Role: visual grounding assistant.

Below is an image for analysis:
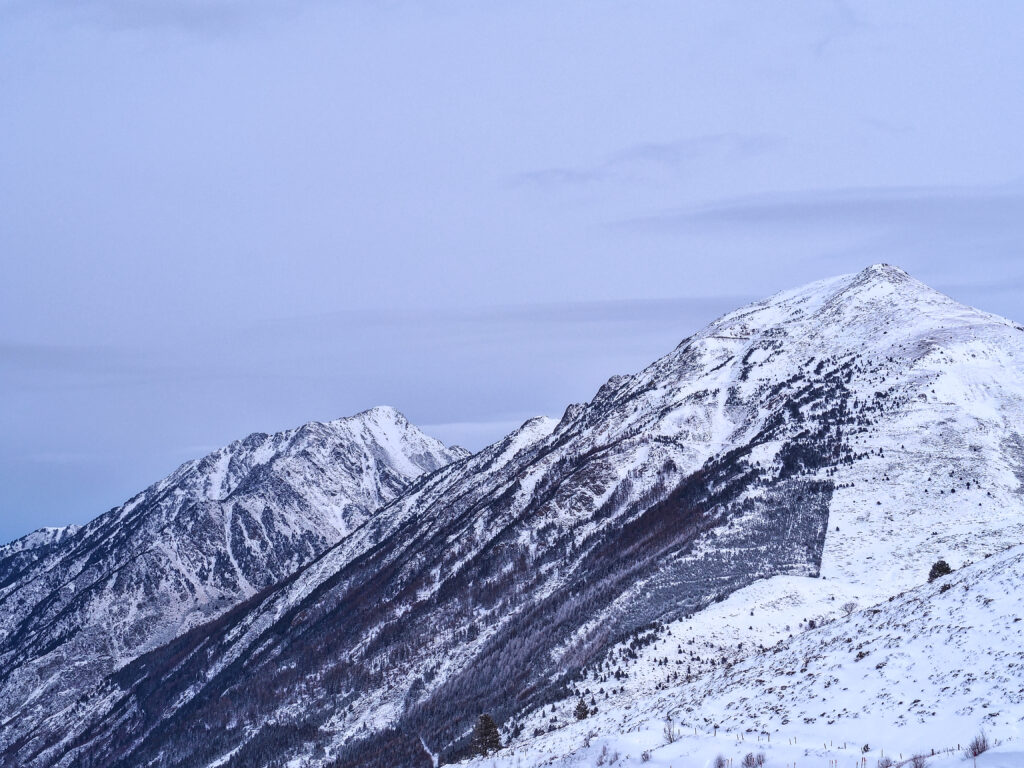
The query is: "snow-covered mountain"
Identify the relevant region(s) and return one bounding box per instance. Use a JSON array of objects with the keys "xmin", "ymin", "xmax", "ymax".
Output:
[
  {"xmin": 6, "ymin": 264, "xmax": 1024, "ymax": 768},
  {"xmin": 0, "ymin": 406, "xmax": 465, "ymax": 764}
]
